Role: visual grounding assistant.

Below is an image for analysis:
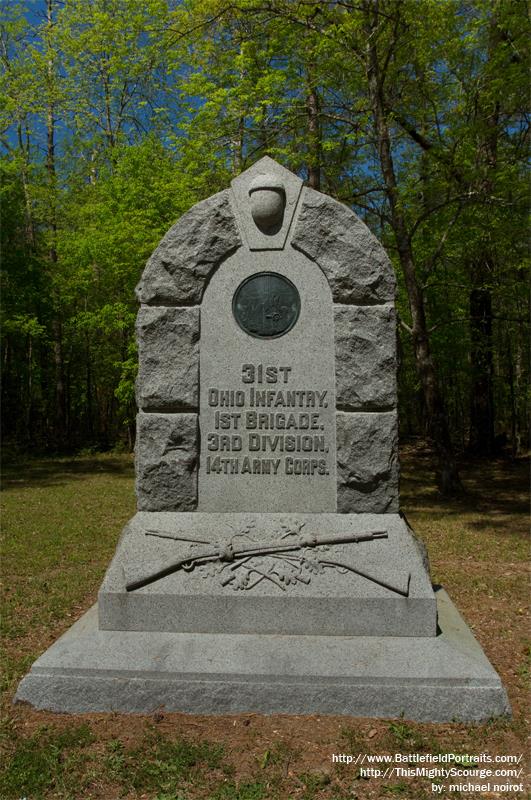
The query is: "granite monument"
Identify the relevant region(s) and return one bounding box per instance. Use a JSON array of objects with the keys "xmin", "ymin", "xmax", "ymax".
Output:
[{"xmin": 16, "ymin": 157, "xmax": 509, "ymax": 721}]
